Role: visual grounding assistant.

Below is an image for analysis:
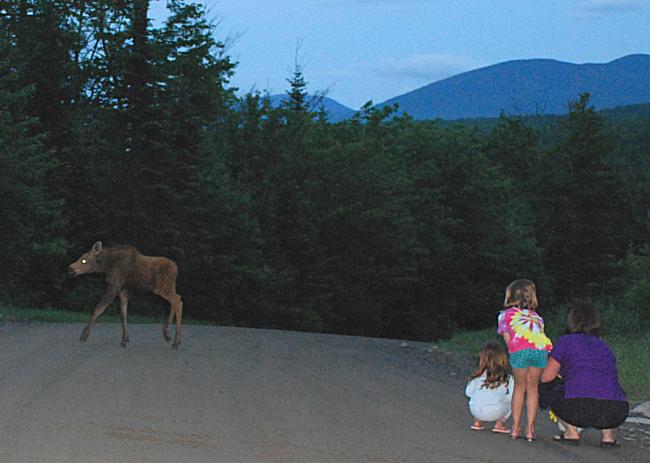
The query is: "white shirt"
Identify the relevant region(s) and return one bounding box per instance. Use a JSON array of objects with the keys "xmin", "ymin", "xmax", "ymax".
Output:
[{"xmin": 465, "ymin": 373, "xmax": 513, "ymax": 409}]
